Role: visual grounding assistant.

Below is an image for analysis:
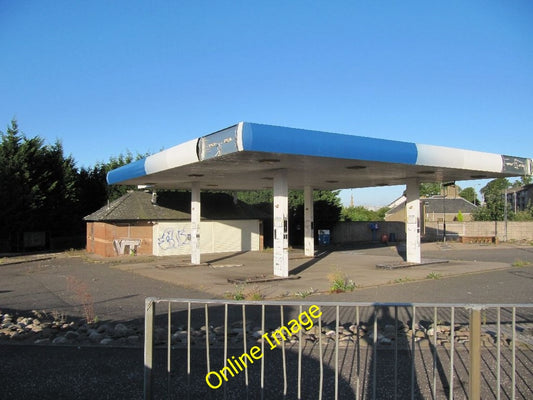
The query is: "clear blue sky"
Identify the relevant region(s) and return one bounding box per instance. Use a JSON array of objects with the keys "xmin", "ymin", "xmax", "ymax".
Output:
[{"xmin": 1, "ymin": 1, "xmax": 532, "ymax": 206}]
